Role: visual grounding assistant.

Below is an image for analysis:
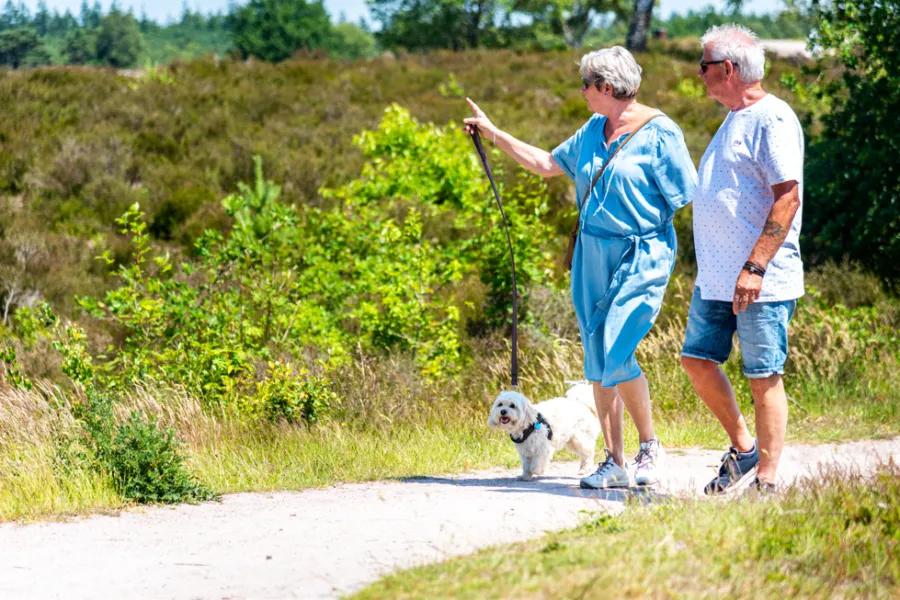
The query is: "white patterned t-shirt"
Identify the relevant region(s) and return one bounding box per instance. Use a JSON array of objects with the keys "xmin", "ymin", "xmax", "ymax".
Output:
[{"xmin": 693, "ymin": 93, "xmax": 805, "ymax": 302}]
